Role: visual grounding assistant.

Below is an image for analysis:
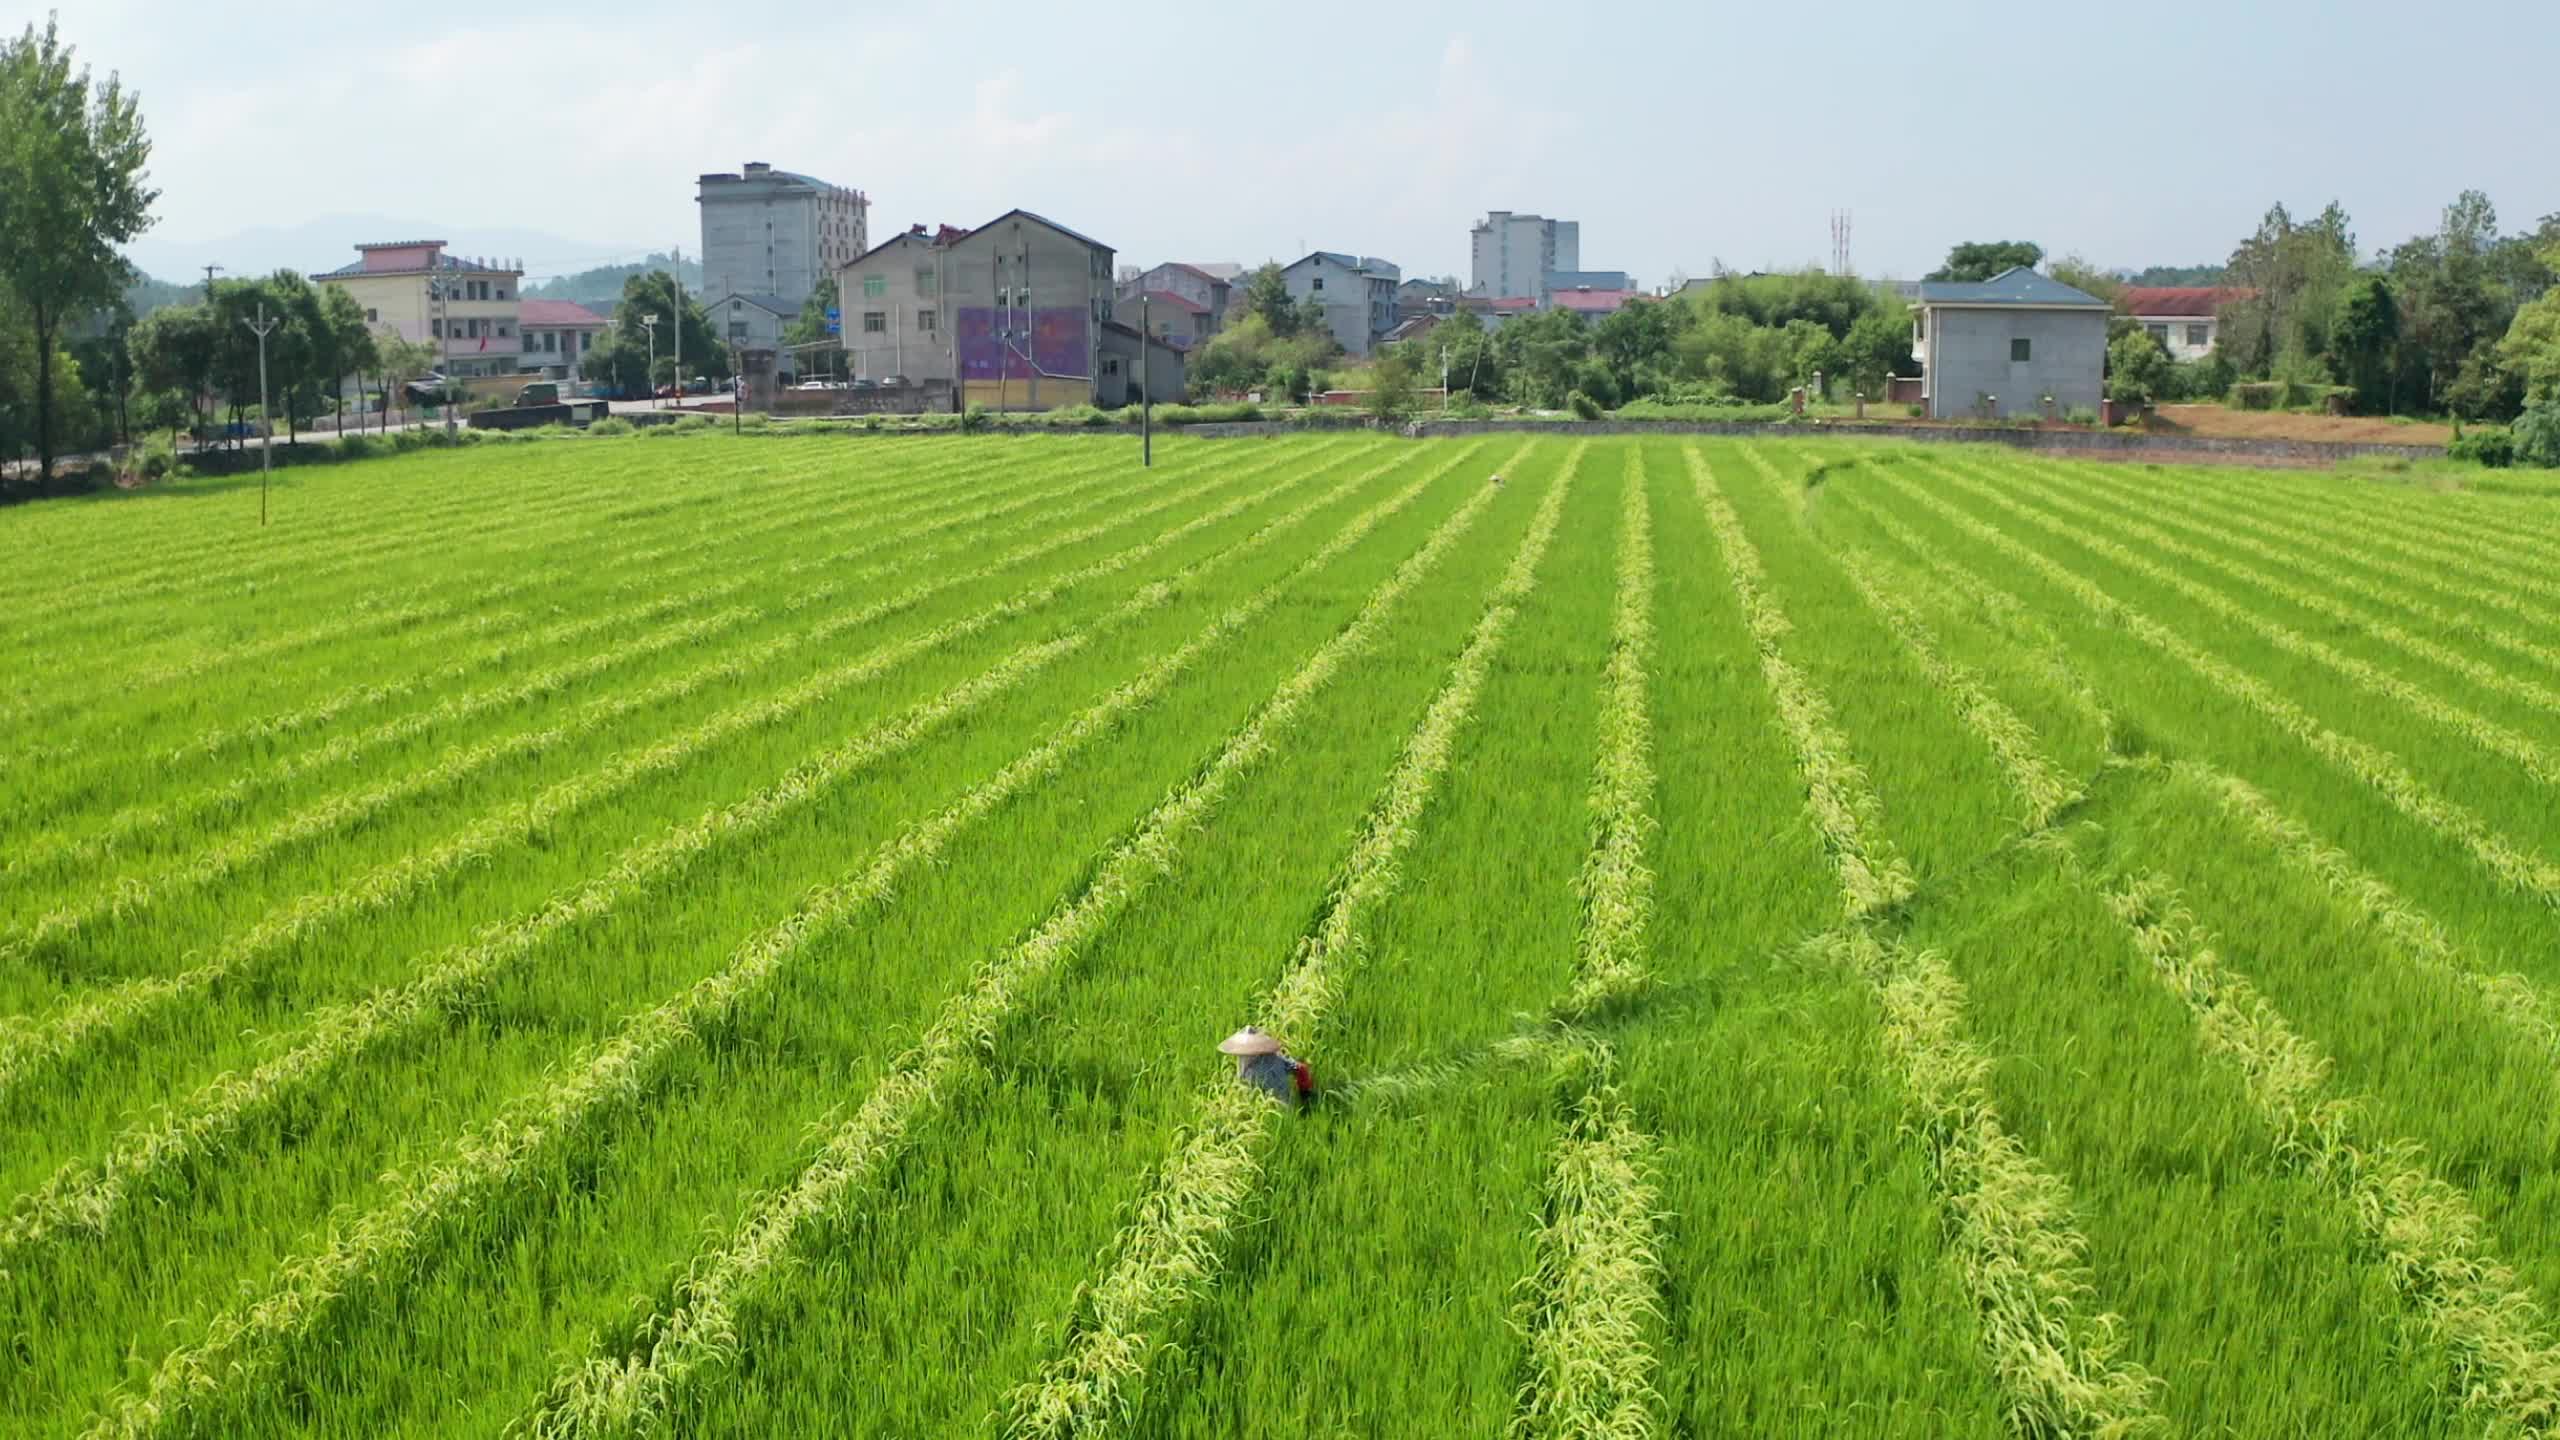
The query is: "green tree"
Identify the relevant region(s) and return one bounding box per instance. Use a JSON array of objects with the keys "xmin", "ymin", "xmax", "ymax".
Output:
[
  {"xmin": 1926, "ymin": 241, "xmax": 2044, "ymax": 283},
  {"xmin": 1242, "ymin": 263, "xmax": 1300, "ymax": 338},
  {"xmin": 318, "ymin": 284, "xmax": 378, "ymax": 426},
  {"xmin": 125, "ymin": 300, "xmax": 218, "ymax": 441},
  {"xmin": 2330, "ymin": 273, "xmax": 2399, "ymax": 414},
  {"xmin": 2106, "ymin": 326, "xmax": 2173, "ymax": 404},
  {"xmin": 2221, "ymin": 201, "xmax": 2357, "ymax": 380},
  {"xmin": 1366, "ymin": 344, "xmax": 1420, "ymax": 422},
  {"xmin": 0, "ymin": 16, "xmax": 156, "ymax": 481},
  {"xmin": 785, "ymin": 275, "xmax": 842, "ymax": 378},
  {"xmin": 587, "ymin": 270, "xmax": 729, "ymax": 396}
]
